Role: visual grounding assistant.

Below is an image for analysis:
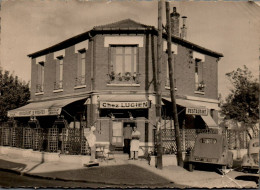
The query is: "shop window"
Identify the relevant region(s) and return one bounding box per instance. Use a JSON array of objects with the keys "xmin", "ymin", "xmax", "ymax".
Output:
[
  {"xmin": 75, "ymin": 49, "xmax": 86, "ymax": 87},
  {"xmin": 195, "ymin": 59, "xmax": 205, "ymax": 92},
  {"xmin": 108, "ymin": 45, "xmax": 139, "ymax": 84},
  {"xmin": 36, "ymin": 61, "xmax": 44, "ymax": 93},
  {"xmin": 54, "ymin": 56, "xmax": 63, "ymax": 90}
]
